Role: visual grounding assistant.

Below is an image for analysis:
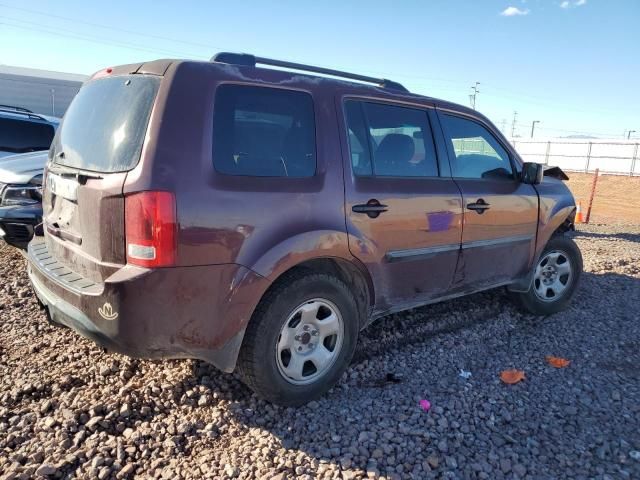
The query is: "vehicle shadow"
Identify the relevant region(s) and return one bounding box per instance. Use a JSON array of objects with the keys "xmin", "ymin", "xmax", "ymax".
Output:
[
  {"xmin": 571, "ymin": 230, "xmax": 640, "ymax": 243},
  {"xmin": 179, "ymin": 269, "xmax": 640, "ymax": 477}
]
